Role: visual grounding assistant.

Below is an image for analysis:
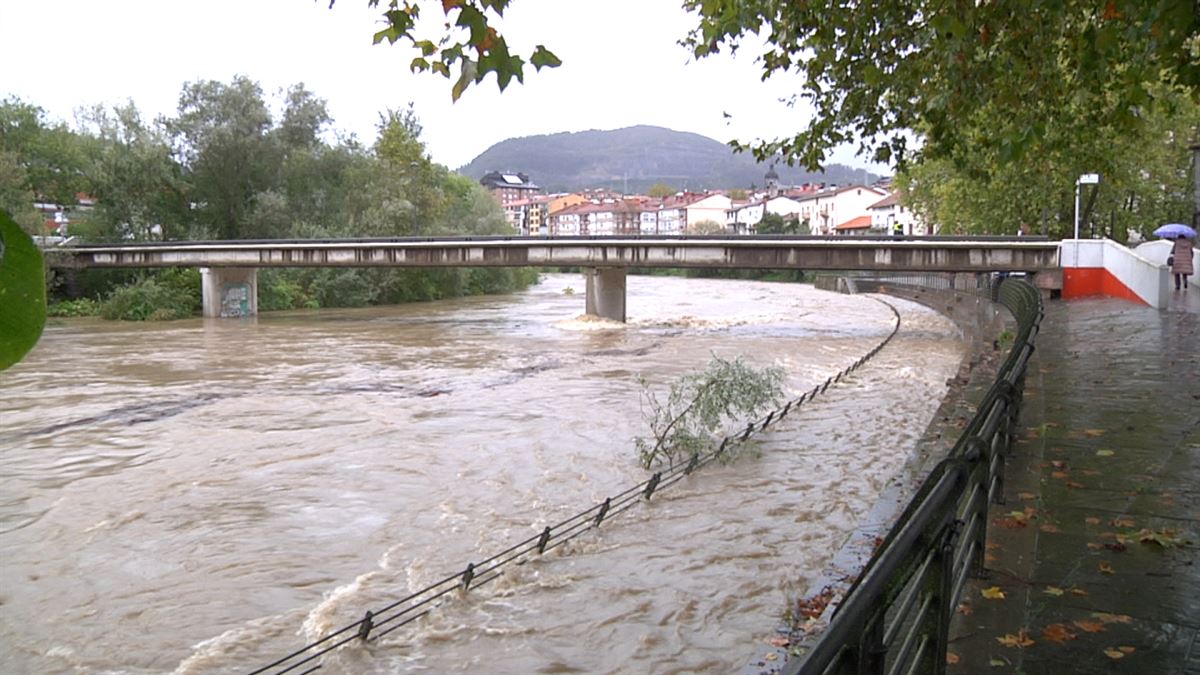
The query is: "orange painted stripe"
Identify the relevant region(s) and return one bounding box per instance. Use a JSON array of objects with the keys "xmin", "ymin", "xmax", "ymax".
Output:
[{"xmin": 1062, "ymin": 267, "xmax": 1147, "ymax": 305}]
